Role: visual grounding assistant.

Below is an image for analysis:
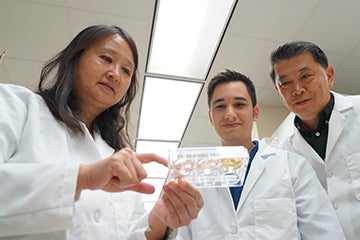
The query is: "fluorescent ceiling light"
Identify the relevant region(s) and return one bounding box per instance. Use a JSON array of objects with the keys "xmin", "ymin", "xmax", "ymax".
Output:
[
  {"xmin": 136, "ymin": 0, "xmax": 237, "ymax": 211},
  {"xmin": 147, "ymin": 0, "xmax": 236, "ymax": 79},
  {"xmin": 137, "ymin": 77, "xmax": 202, "ymax": 141}
]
